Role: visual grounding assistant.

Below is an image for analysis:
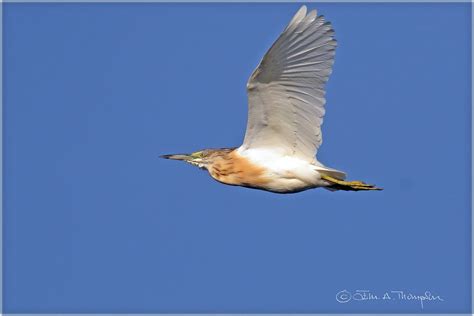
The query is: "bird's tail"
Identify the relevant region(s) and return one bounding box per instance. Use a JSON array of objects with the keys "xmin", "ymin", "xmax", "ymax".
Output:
[{"xmin": 321, "ymin": 174, "xmax": 382, "ymax": 191}]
